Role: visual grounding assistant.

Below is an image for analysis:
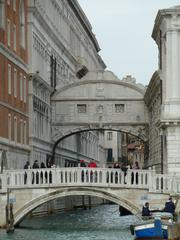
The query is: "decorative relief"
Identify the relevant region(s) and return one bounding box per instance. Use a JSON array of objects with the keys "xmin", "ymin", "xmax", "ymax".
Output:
[
  {"xmin": 96, "ymin": 83, "xmax": 104, "ymax": 97},
  {"xmin": 52, "ymin": 127, "xmax": 64, "ymax": 141},
  {"xmin": 96, "ymin": 105, "xmax": 103, "ymax": 114}
]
